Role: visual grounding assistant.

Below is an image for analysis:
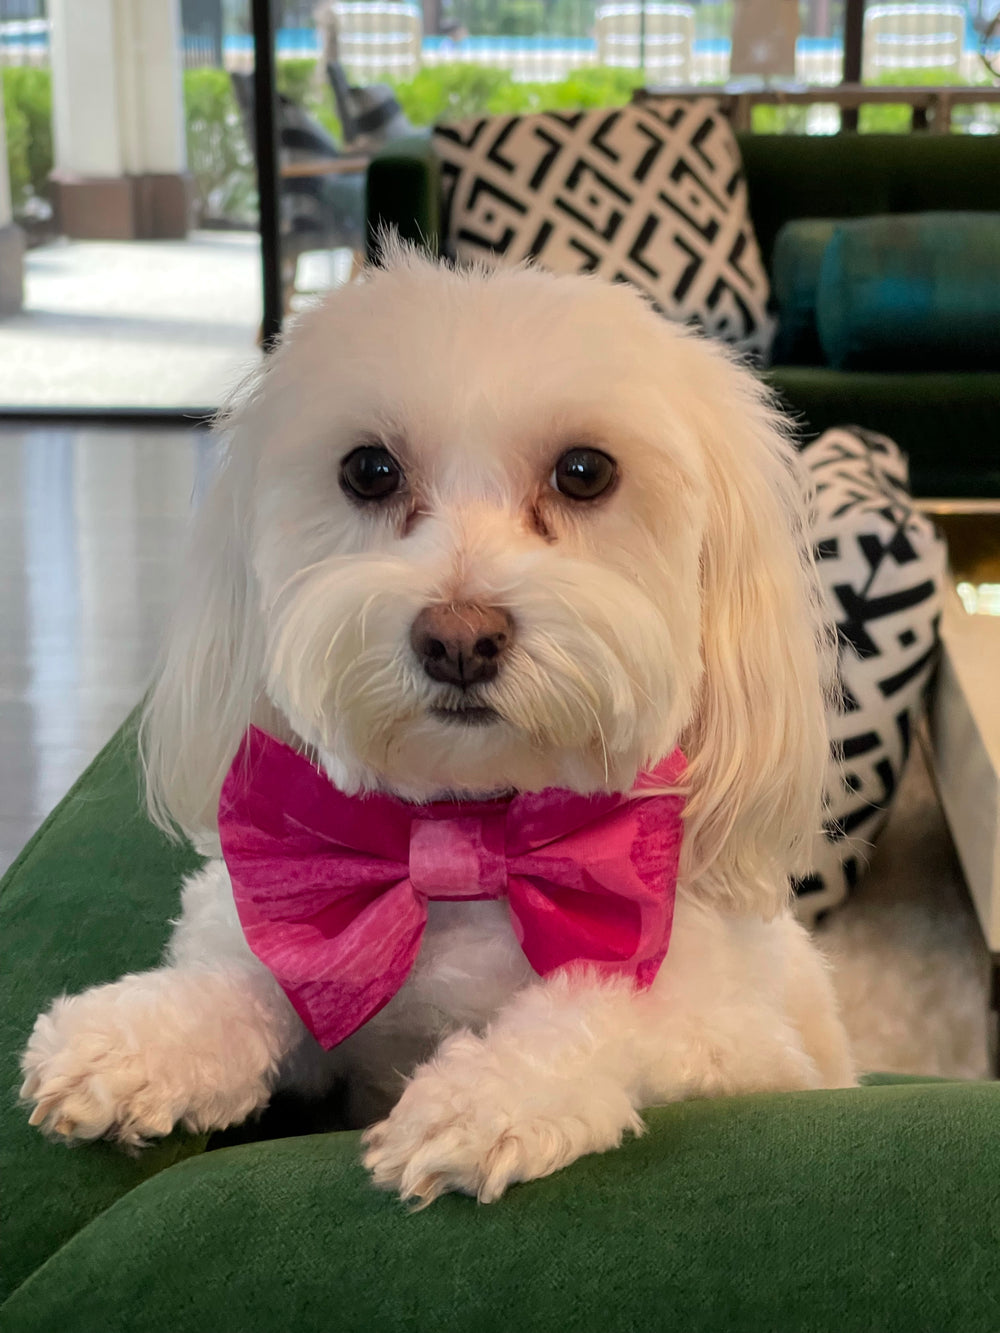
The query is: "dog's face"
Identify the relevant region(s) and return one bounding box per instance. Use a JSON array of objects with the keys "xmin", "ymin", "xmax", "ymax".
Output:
[
  {"xmin": 145, "ymin": 251, "xmax": 829, "ymax": 912},
  {"xmin": 252, "ymin": 261, "xmax": 708, "ymax": 800}
]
